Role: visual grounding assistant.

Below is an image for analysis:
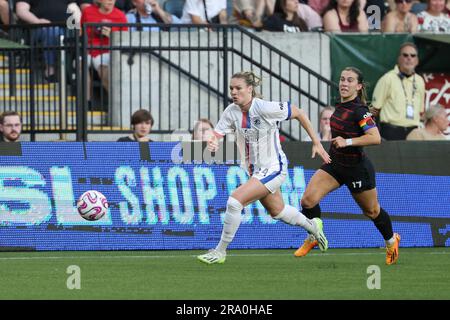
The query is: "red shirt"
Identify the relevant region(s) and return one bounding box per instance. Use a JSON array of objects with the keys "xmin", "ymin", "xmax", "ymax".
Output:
[{"xmin": 81, "ymin": 5, "xmax": 128, "ymax": 57}]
